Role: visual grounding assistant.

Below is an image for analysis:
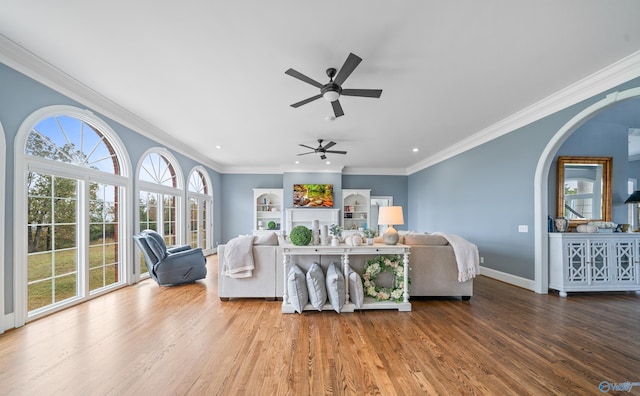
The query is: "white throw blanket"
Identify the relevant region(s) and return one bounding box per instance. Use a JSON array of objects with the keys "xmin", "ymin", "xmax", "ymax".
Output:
[
  {"xmin": 432, "ymin": 232, "xmax": 480, "ymax": 282},
  {"xmin": 223, "ymin": 235, "xmax": 255, "ymax": 278}
]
